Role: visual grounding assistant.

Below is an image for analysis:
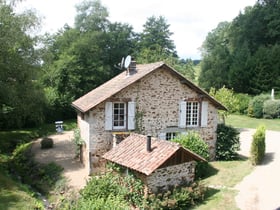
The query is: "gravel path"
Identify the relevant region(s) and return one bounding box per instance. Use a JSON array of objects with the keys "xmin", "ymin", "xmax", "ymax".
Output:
[
  {"xmin": 235, "ymin": 129, "xmax": 280, "ymax": 210},
  {"xmin": 31, "ymin": 131, "xmax": 89, "ymax": 190}
]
